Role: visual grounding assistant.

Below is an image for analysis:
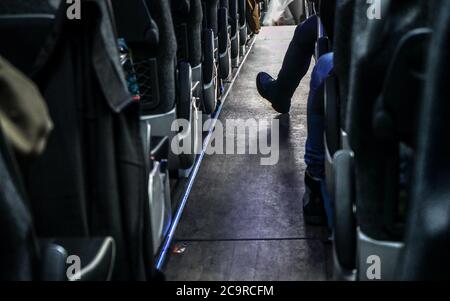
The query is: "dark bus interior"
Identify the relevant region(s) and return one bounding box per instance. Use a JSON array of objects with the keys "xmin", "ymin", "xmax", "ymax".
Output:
[{"xmin": 0, "ymin": 0, "xmax": 448, "ymax": 282}]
